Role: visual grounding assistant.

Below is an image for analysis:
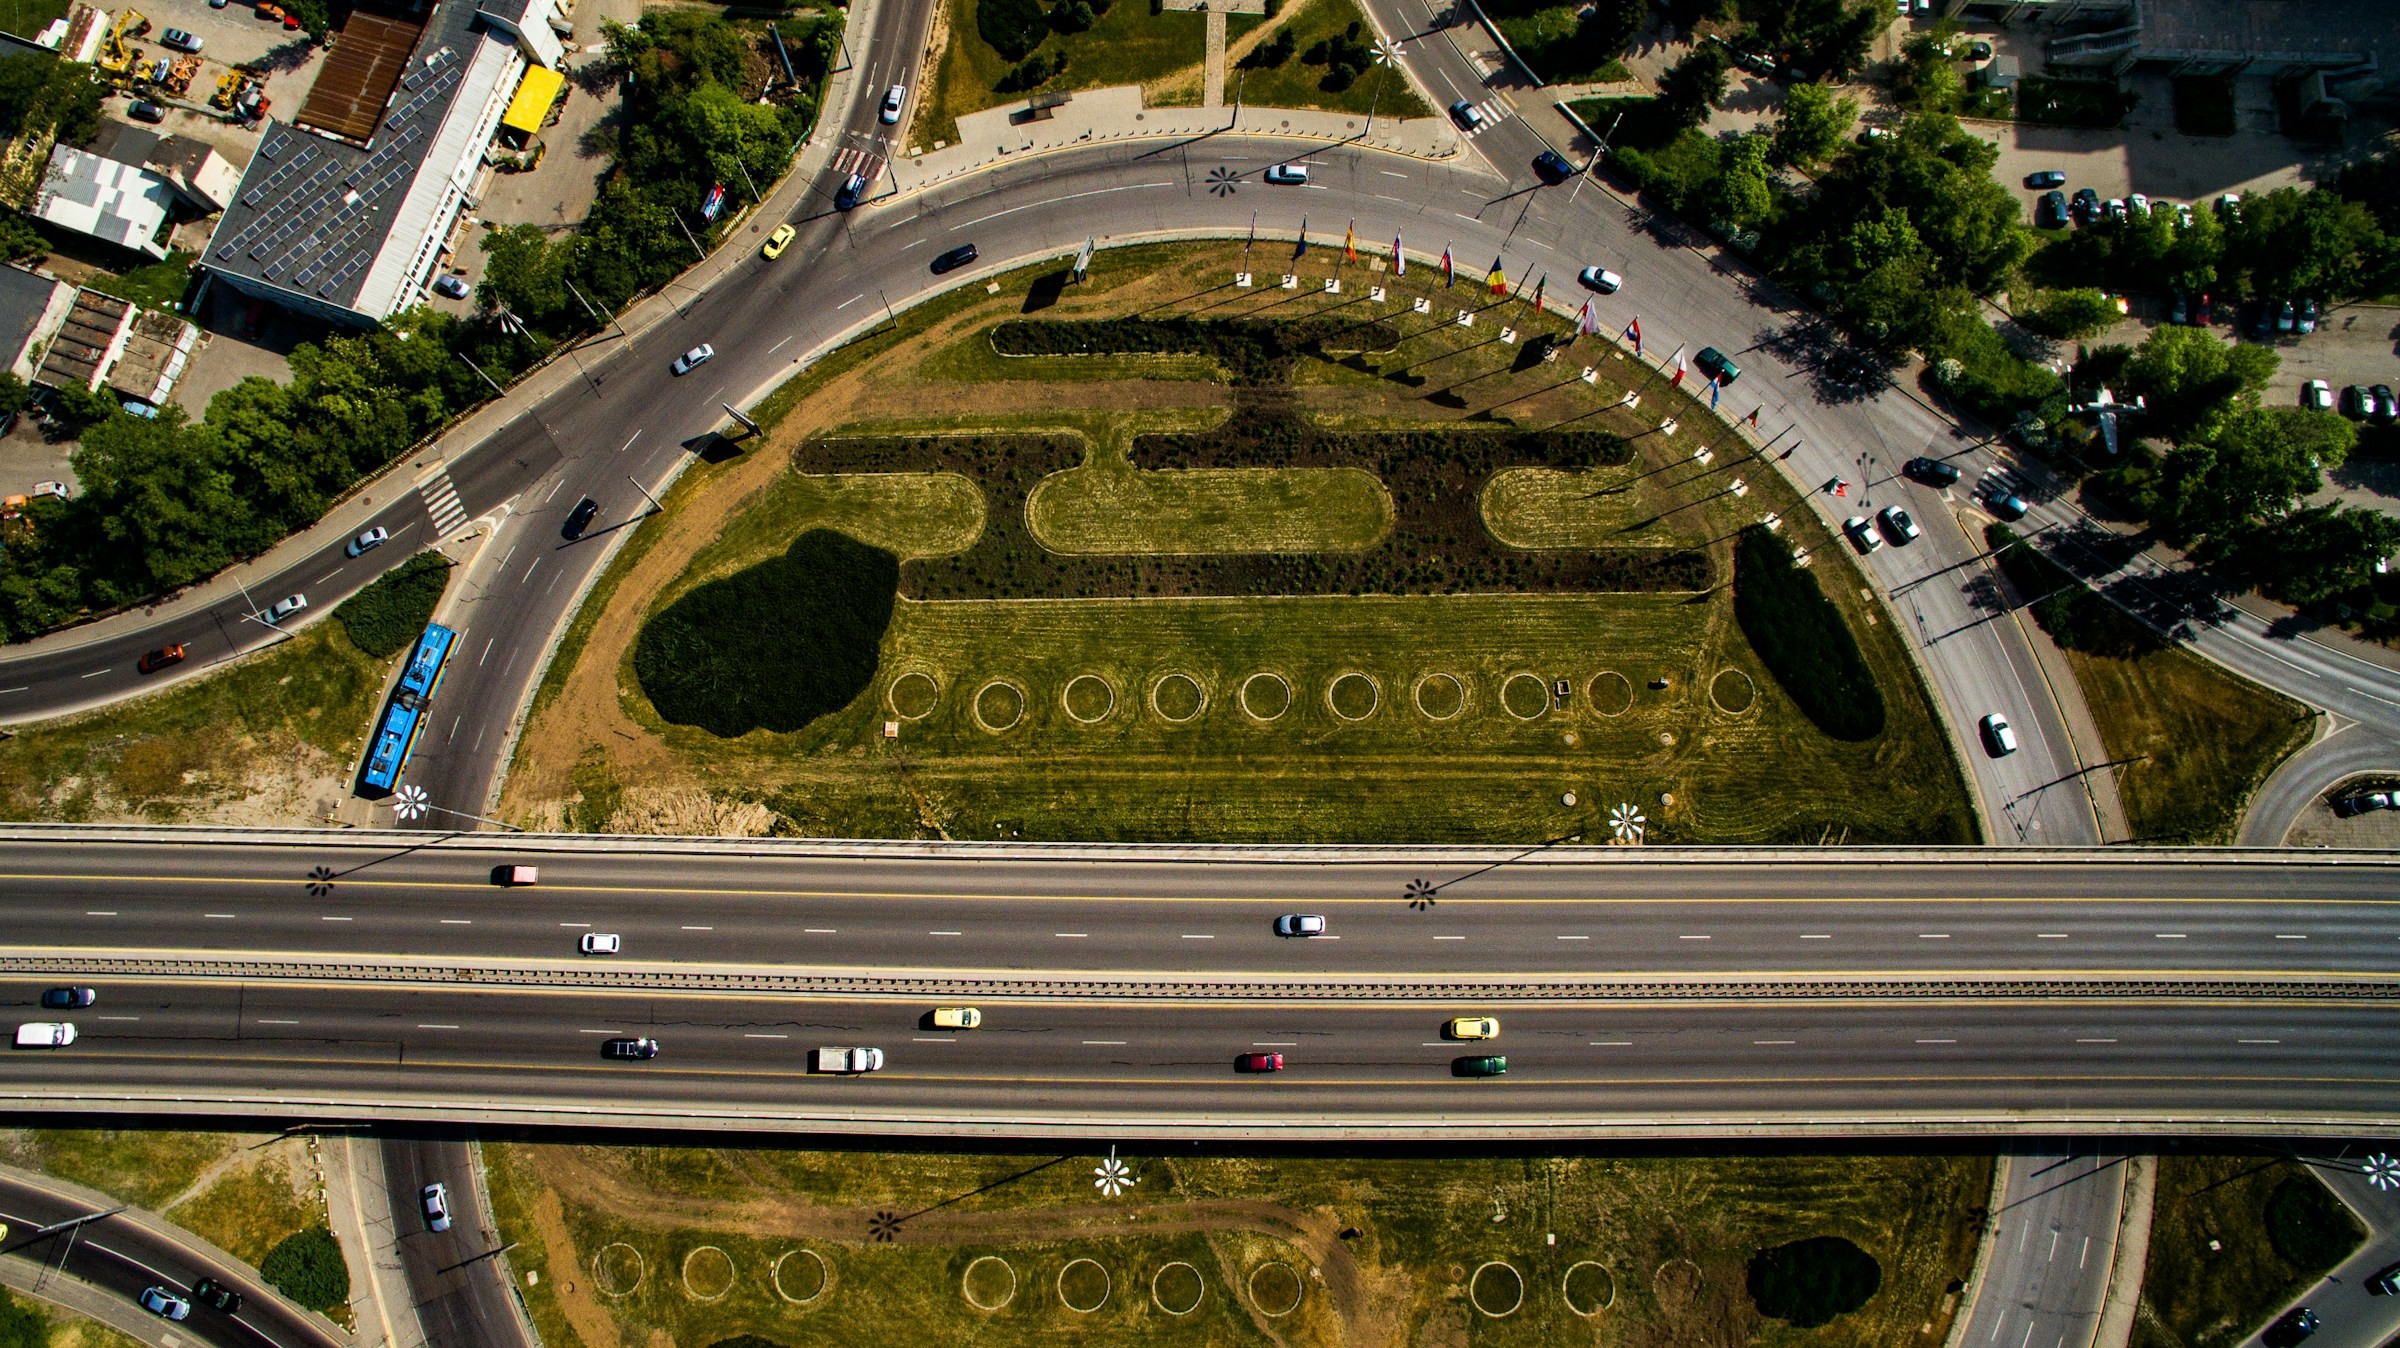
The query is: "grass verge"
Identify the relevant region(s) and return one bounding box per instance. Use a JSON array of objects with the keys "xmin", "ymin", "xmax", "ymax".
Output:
[
  {"xmin": 1220, "ymin": 0, "xmax": 1434, "ymax": 119},
  {"xmin": 916, "ymin": 0, "xmax": 1210, "ymax": 146},
  {"xmin": 0, "ymin": 1130, "xmax": 238, "ymax": 1211},
  {"xmin": 2134, "ymin": 1154, "xmax": 2364, "ymax": 1348}
]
